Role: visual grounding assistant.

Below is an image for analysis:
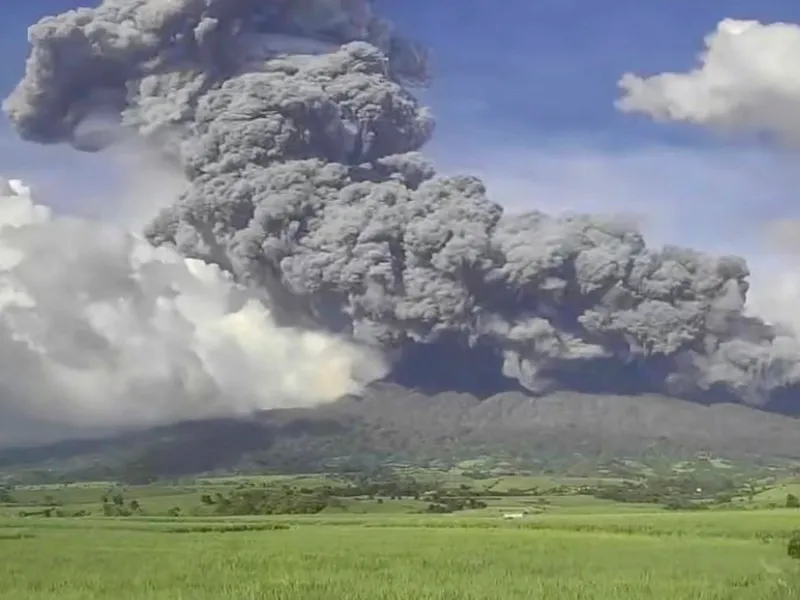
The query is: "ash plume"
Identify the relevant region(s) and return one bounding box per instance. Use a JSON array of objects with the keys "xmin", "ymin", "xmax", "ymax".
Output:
[{"xmin": 4, "ymin": 0, "xmax": 800, "ymax": 419}]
